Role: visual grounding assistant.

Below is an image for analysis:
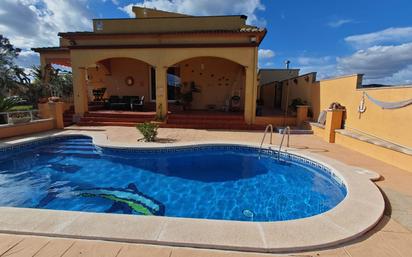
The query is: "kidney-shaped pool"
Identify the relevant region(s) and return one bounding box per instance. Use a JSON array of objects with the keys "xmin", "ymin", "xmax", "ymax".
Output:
[{"xmin": 0, "ymin": 136, "xmax": 346, "ymax": 222}]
